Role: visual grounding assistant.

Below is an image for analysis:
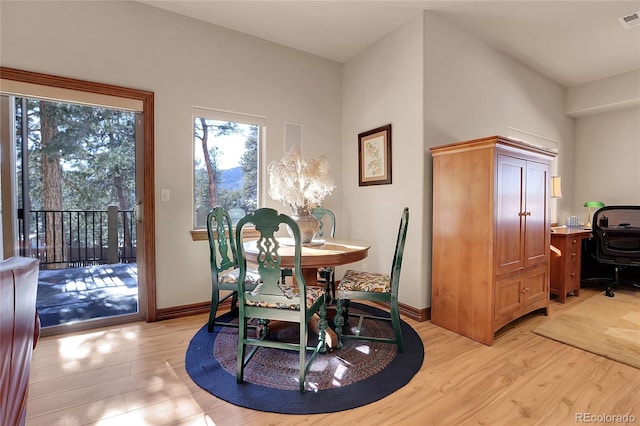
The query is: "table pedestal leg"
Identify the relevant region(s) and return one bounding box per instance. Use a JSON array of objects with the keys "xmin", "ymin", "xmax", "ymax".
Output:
[{"xmin": 290, "ymin": 267, "xmax": 319, "ymax": 286}]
